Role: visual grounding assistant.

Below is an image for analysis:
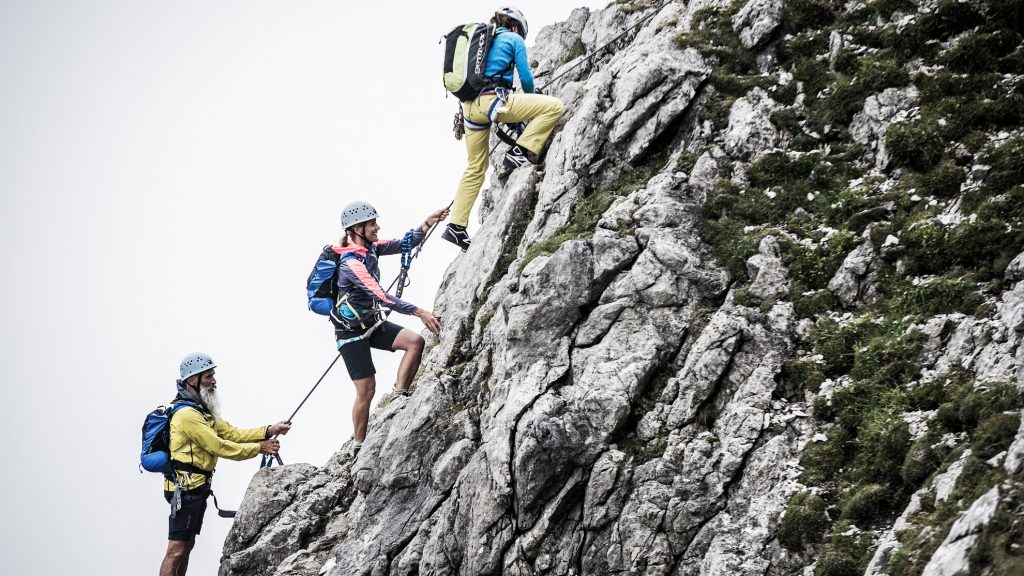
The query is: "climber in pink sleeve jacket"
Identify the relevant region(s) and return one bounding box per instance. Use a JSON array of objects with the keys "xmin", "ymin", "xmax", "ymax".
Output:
[{"xmin": 331, "ymin": 200, "xmax": 446, "ymax": 456}]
